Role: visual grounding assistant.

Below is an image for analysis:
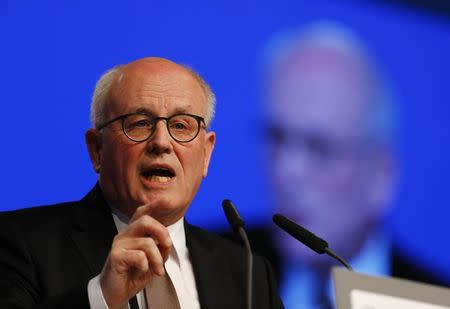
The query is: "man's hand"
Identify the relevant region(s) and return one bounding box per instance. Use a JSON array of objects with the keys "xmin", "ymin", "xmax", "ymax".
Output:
[{"xmin": 99, "ymin": 204, "xmax": 173, "ymax": 309}]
